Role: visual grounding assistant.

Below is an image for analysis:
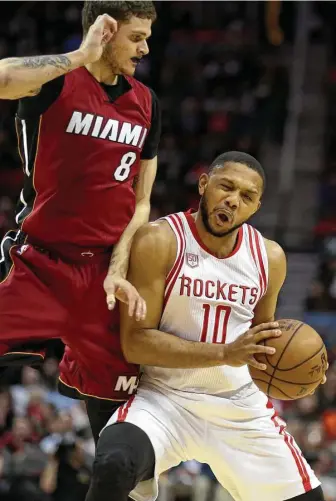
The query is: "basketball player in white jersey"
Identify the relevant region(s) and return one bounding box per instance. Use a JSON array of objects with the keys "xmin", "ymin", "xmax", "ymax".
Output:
[{"xmin": 86, "ymin": 152, "xmax": 326, "ymax": 501}]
